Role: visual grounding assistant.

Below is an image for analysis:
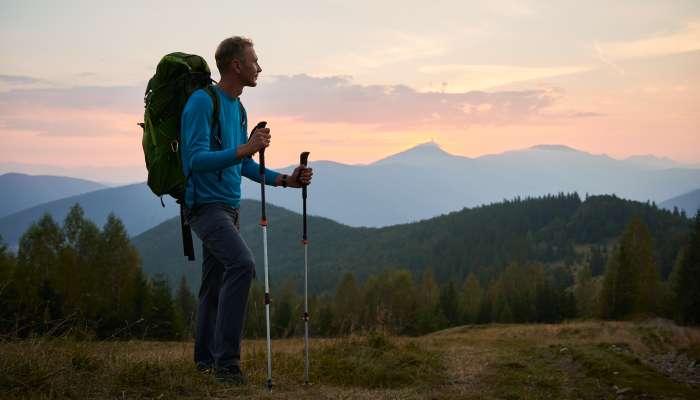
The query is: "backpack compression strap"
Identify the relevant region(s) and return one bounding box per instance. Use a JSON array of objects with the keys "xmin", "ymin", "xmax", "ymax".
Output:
[
  {"xmin": 204, "ymin": 86, "xmax": 224, "ymax": 182},
  {"xmin": 180, "ymin": 203, "xmax": 195, "ymax": 261}
]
